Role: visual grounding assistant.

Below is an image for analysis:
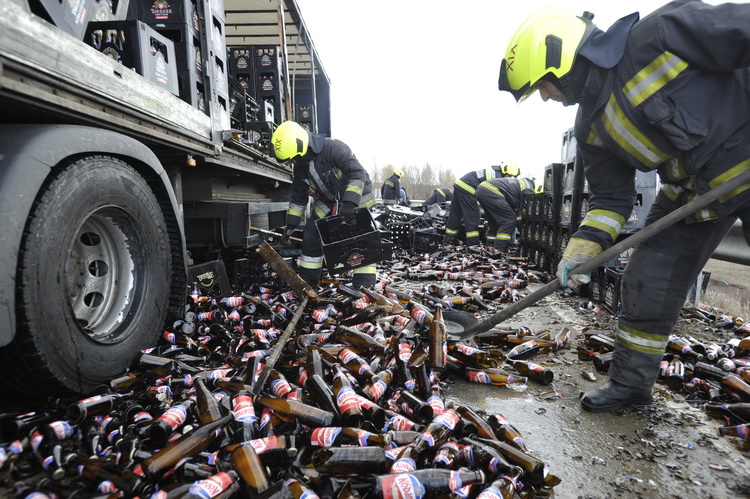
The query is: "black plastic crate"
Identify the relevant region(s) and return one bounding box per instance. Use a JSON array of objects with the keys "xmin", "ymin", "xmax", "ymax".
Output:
[
  {"xmin": 296, "ymin": 103, "xmax": 315, "ymax": 124},
  {"xmin": 603, "ymin": 267, "xmax": 624, "ymax": 315},
  {"xmin": 177, "ymin": 69, "xmax": 207, "ymax": 111},
  {"xmin": 244, "ymin": 121, "xmax": 275, "ymax": 151},
  {"xmin": 86, "ymin": 20, "xmax": 179, "ymax": 95},
  {"xmin": 316, "ymin": 210, "xmax": 384, "ymax": 275},
  {"xmin": 254, "ymin": 45, "xmax": 282, "ymax": 72},
  {"xmin": 228, "ymin": 46, "xmax": 255, "ymax": 73},
  {"xmin": 91, "ymin": 0, "xmax": 131, "ymax": 22},
  {"xmin": 188, "ymin": 259, "xmax": 231, "ymax": 297},
  {"xmin": 131, "ymin": 0, "xmax": 202, "ymax": 34},
  {"xmin": 33, "ymin": 0, "xmax": 95, "ymax": 39},
  {"xmin": 622, "ymin": 188, "xmax": 657, "ymax": 234},
  {"xmin": 561, "ymin": 127, "xmax": 577, "ymax": 164},
  {"xmin": 543, "ymin": 163, "xmax": 563, "ymax": 196},
  {"xmin": 412, "ymin": 229, "xmax": 443, "ymax": 255}
]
